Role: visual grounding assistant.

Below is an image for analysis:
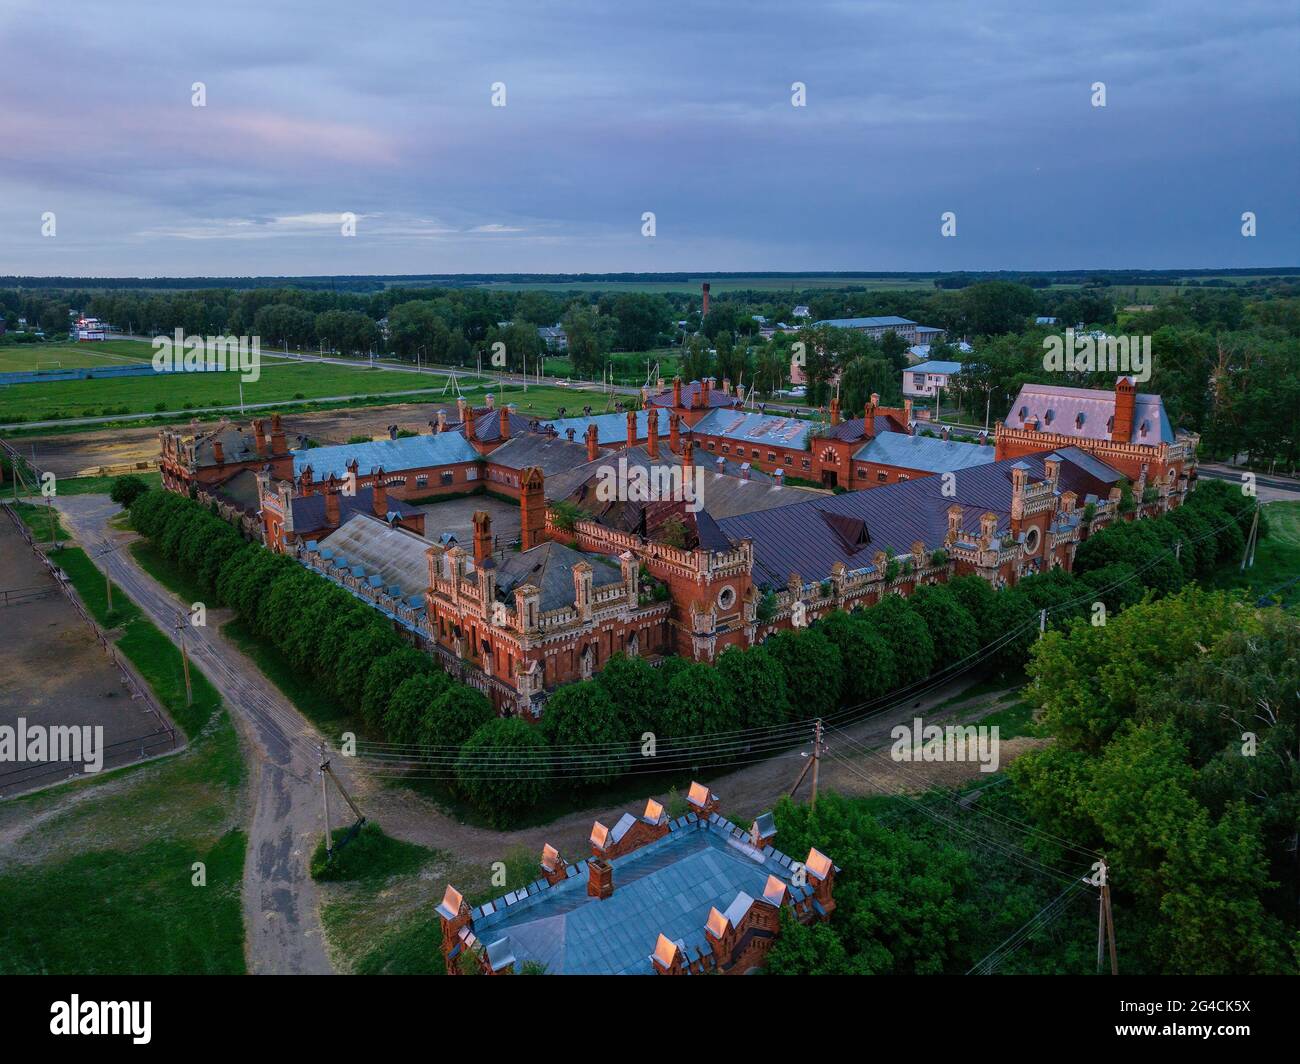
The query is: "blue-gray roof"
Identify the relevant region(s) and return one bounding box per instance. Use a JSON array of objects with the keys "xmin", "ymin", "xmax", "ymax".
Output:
[
  {"xmin": 853, "ymin": 430, "xmax": 996, "ymax": 473},
  {"xmin": 292, "ymin": 433, "xmax": 479, "ymax": 480},
  {"xmin": 908, "ymin": 360, "xmax": 964, "ymax": 376},
  {"xmin": 691, "ymin": 407, "xmax": 813, "ymax": 448},
  {"xmin": 813, "ymin": 315, "xmax": 916, "ymax": 329},
  {"xmin": 542, "ymin": 407, "xmax": 671, "ymax": 446},
  {"xmin": 469, "ymin": 814, "xmax": 811, "ymax": 974}
]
